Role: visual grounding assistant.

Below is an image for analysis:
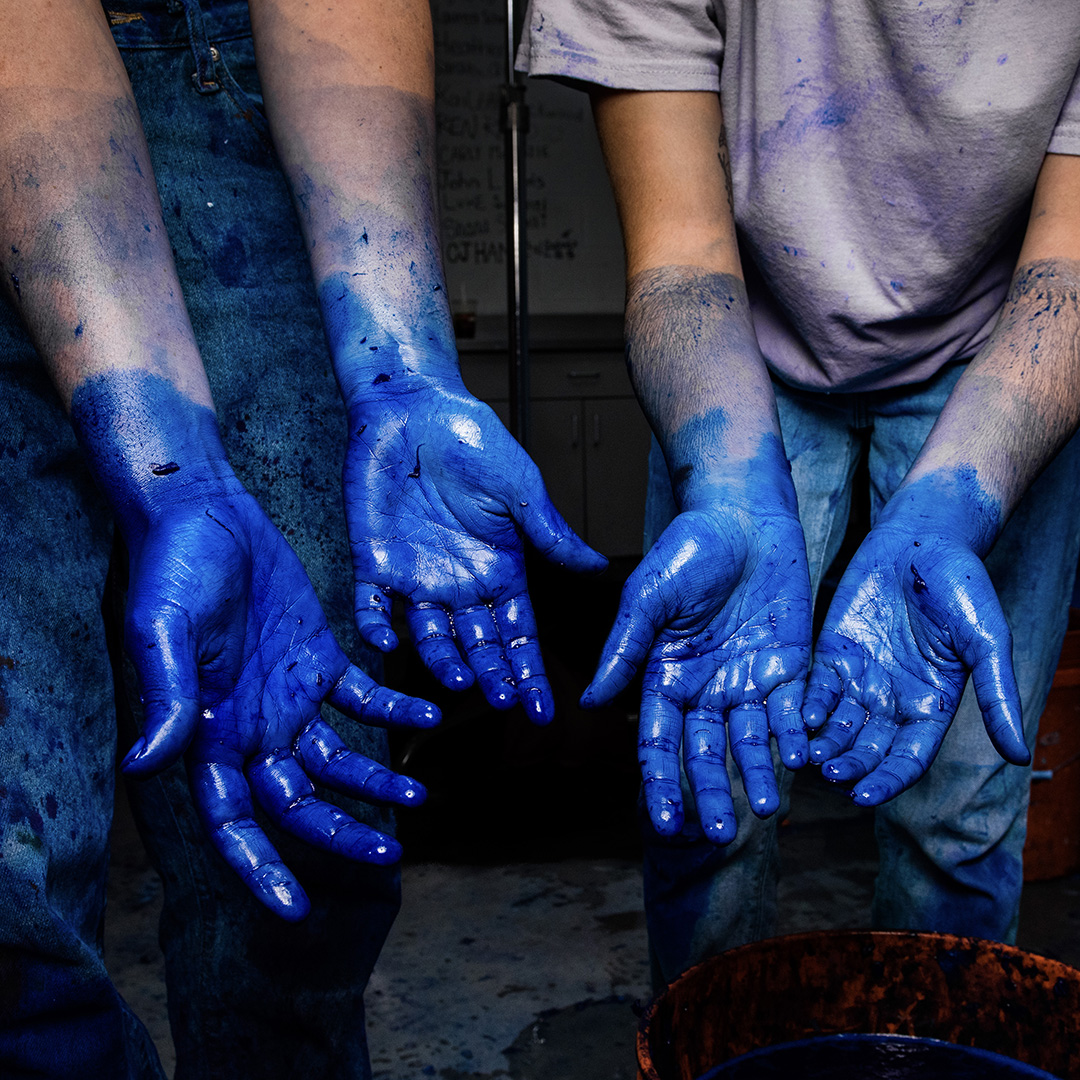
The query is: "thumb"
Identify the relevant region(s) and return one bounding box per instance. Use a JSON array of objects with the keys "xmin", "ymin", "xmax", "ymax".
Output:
[
  {"xmin": 512, "ymin": 484, "xmax": 608, "ymax": 575},
  {"xmin": 122, "ymin": 607, "xmax": 201, "ymax": 777},
  {"xmin": 945, "ymin": 562, "xmax": 1028, "ymax": 766},
  {"xmin": 582, "ymin": 571, "xmax": 663, "ymax": 706},
  {"xmin": 966, "ymin": 630, "xmax": 1027, "ymax": 766}
]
